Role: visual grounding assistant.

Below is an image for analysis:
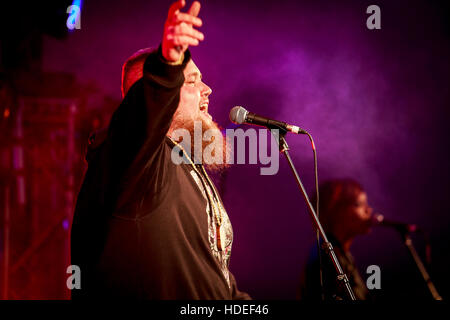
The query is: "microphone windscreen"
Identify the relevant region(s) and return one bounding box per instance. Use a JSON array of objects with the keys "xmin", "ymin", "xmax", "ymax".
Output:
[
  {"xmin": 372, "ymin": 213, "xmax": 384, "ymax": 225},
  {"xmin": 229, "ymin": 106, "xmax": 247, "ymax": 124}
]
